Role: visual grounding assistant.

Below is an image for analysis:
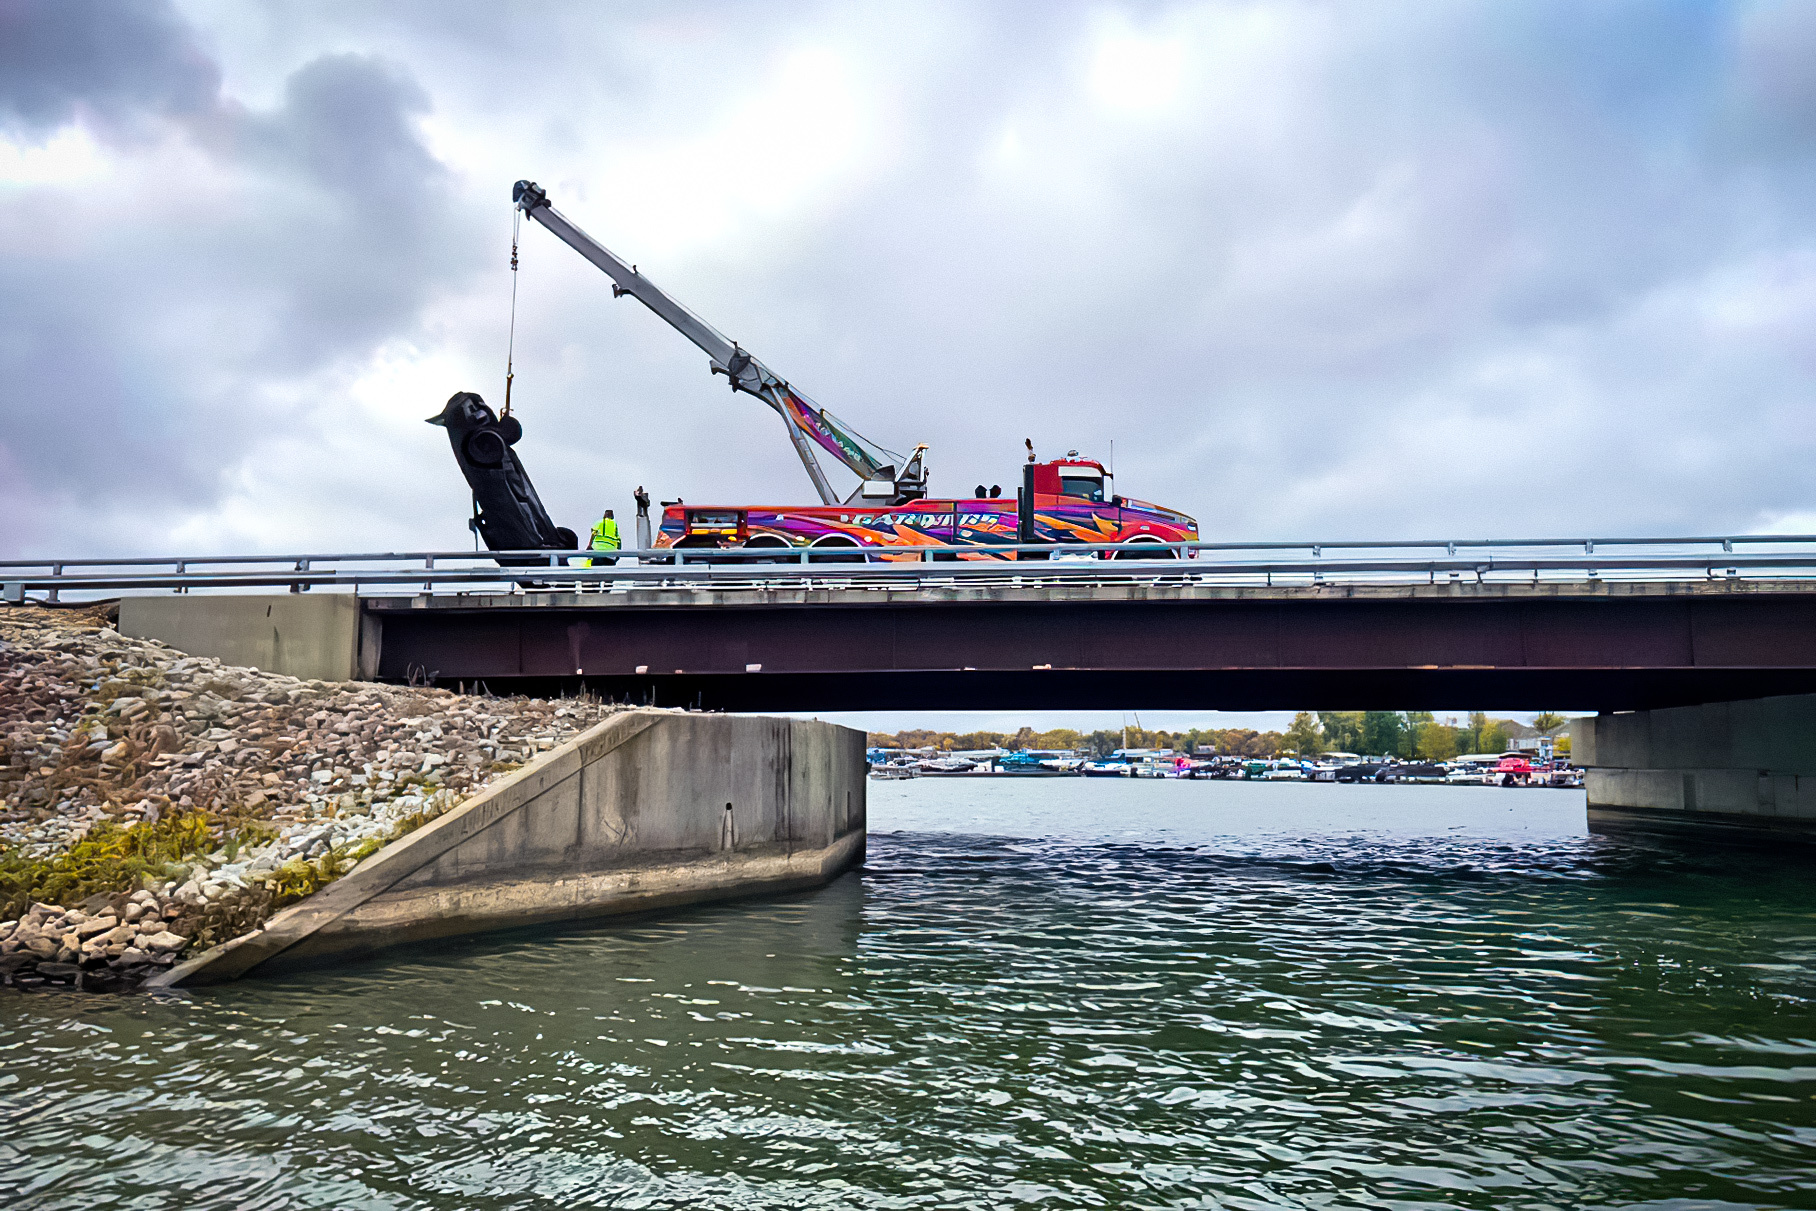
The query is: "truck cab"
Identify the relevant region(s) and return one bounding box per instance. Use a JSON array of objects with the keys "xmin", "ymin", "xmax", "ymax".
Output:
[
  {"xmin": 1027, "ymin": 459, "xmax": 1110, "ymax": 503},
  {"xmin": 1019, "ymin": 457, "xmax": 1196, "ymax": 554}
]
